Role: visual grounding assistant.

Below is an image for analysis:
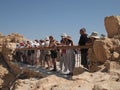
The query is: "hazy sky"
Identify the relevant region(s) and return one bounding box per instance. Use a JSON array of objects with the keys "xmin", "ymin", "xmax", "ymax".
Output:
[{"xmin": 0, "ymin": 0, "xmax": 120, "ymax": 44}]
